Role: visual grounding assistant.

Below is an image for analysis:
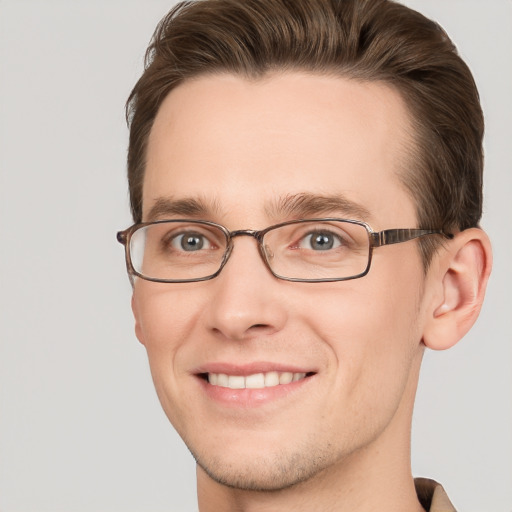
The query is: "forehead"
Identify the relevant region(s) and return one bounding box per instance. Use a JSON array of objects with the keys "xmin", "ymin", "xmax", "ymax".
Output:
[{"xmin": 144, "ymin": 72, "xmax": 416, "ymax": 227}]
